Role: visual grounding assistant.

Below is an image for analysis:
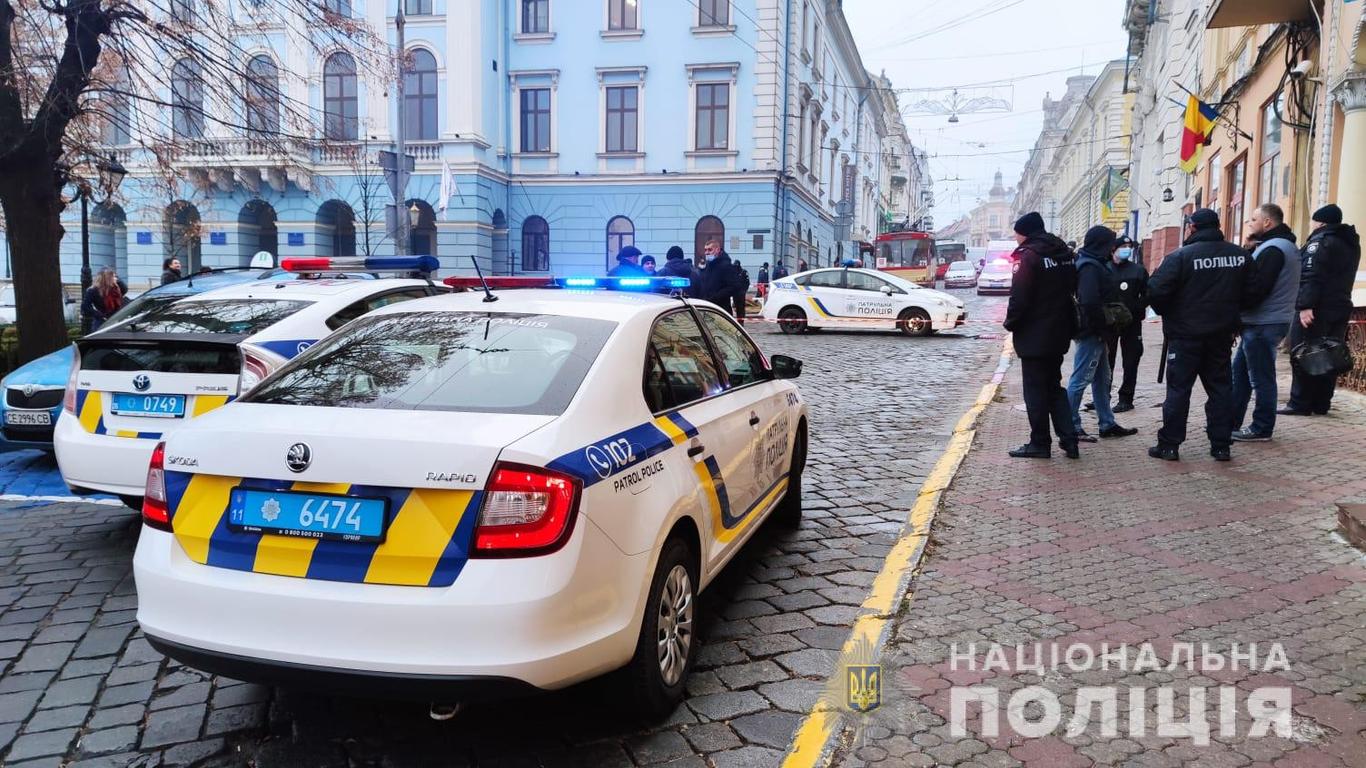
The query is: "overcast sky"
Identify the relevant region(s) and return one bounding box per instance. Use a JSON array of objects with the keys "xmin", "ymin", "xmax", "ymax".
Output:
[{"xmin": 843, "ymin": 0, "xmax": 1129, "ymax": 226}]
